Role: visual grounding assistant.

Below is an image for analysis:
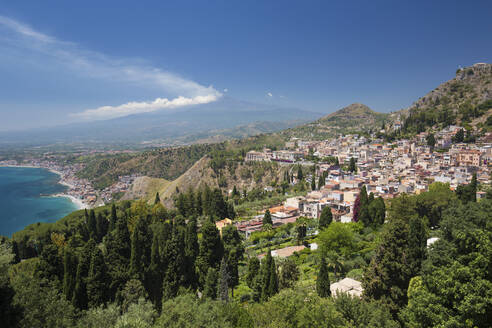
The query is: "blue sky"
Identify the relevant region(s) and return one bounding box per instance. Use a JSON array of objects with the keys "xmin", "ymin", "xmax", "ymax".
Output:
[{"xmin": 0, "ymin": 0, "xmax": 491, "ymax": 131}]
